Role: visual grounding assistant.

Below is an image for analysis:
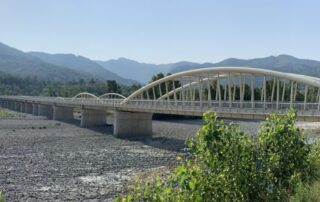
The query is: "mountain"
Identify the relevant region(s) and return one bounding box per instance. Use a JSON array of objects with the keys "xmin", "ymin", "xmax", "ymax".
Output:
[
  {"xmin": 96, "ymin": 58, "xmax": 171, "ymax": 84},
  {"xmin": 28, "ymin": 52, "xmax": 138, "ymax": 85},
  {"xmin": 96, "ymin": 58, "xmax": 198, "ymax": 83},
  {"xmin": 169, "ymin": 55, "xmax": 320, "ymax": 77},
  {"xmin": 2, "ymin": 41, "xmax": 320, "ymax": 85},
  {"xmin": 0, "ymin": 42, "xmax": 90, "ymax": 82},
  {"xmin": 98, "ymin": 55, "xmax": 320, "ymax": 83}
]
